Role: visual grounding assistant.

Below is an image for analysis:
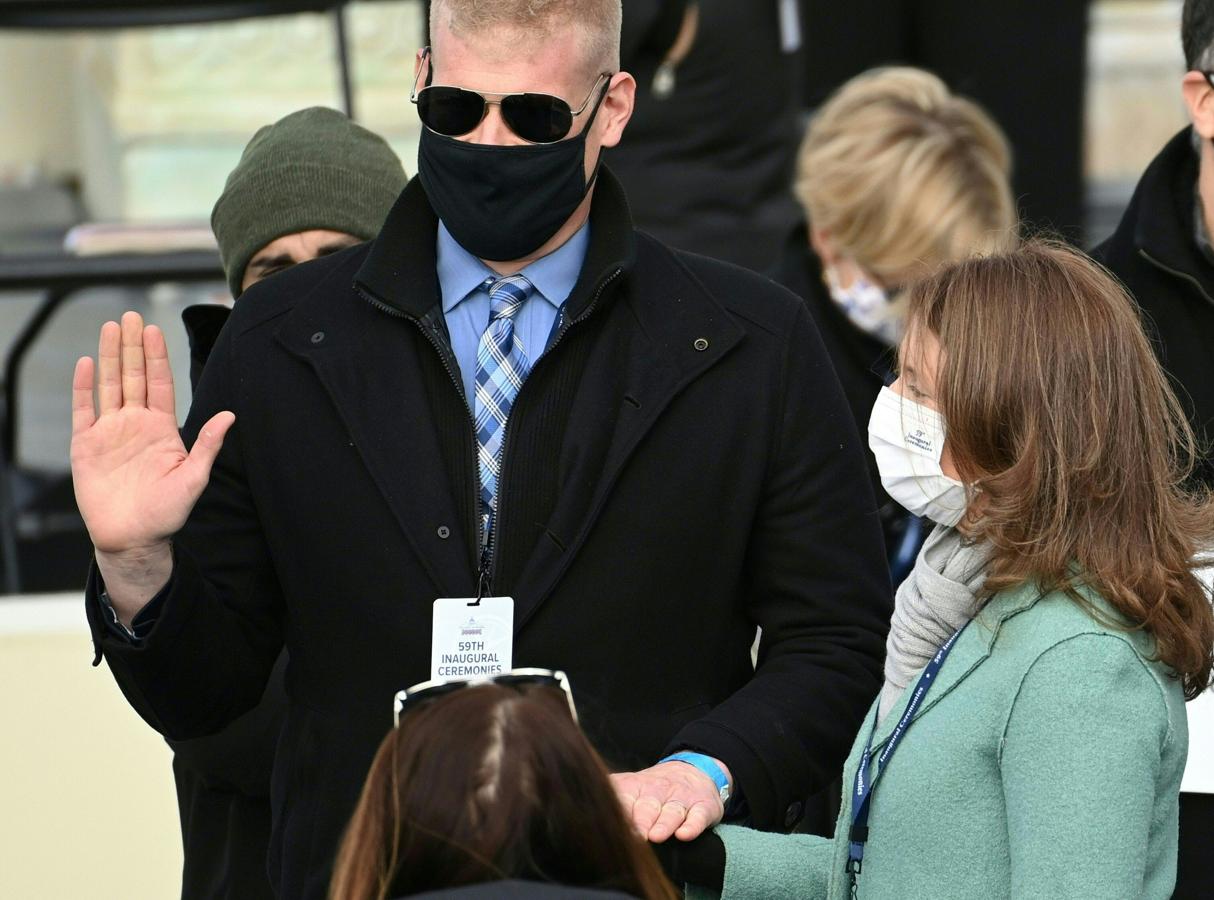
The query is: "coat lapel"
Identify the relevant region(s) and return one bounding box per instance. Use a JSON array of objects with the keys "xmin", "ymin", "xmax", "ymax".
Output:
[
  {"xmin": 276, "ymin": 290, "xmax": 476, "ymax": 600},
  {"xmin": 869, "ymin": 583, "xmax": 1044, "ymax": 752},
  {"xmin": 512, "ymin": 248, "xmax": 746, "ymax": 629}
]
